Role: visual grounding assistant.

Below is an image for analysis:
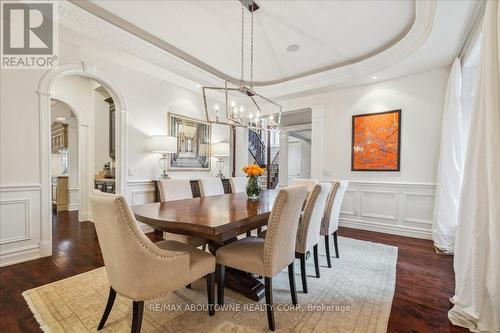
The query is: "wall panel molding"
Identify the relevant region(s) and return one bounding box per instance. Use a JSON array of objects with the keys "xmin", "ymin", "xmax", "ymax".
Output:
[
  {"xmin": 127, "ymin": 181, "xmax": 156, "ymax": 234},
  {"xmin": 338, "ymin": 181, "xmax": 435, "ymax": 239},
  {"xmin": 0, "ymin": 186, "xmax": 41, "ymax": 266},
  {"xmin": 360, "ymin": 190, "xmax": 398, "ymax": 221},
  {"xmin": 0, "ymin": 198, "xmax": 31, "ymax": 244}
]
